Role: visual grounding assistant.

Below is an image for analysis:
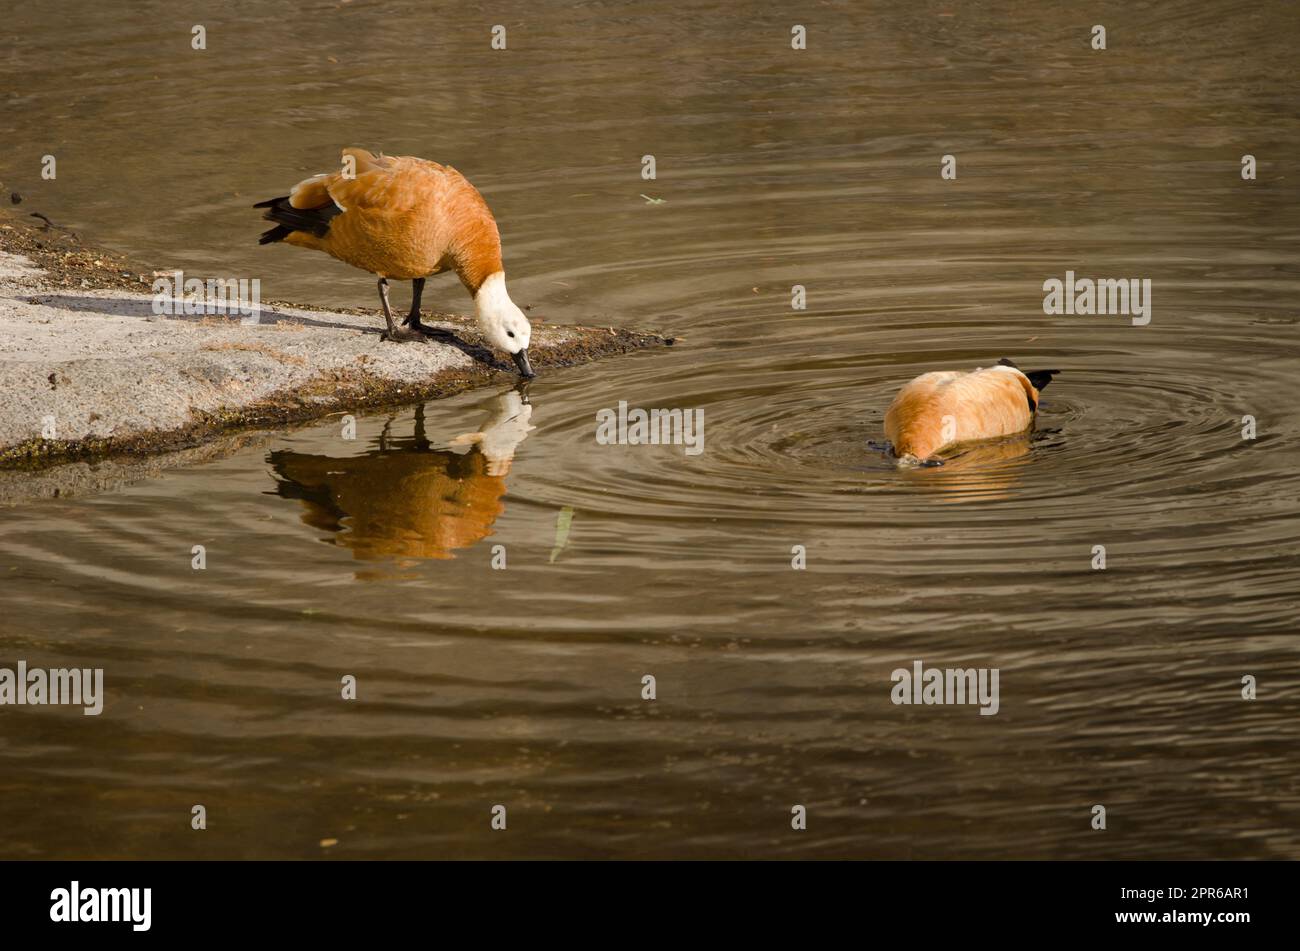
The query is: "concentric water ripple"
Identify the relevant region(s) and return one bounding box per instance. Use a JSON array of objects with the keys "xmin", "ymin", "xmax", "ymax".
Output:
[{"xmin": 1, "ymin": 0, "xmax": 1298, "ymax": 860}]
